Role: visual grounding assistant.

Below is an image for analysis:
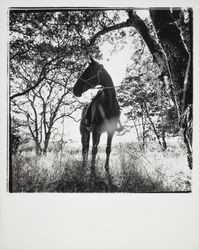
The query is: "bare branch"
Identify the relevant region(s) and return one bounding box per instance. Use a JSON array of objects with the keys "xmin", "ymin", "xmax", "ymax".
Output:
[
  {"xmin": 10, "ymin": 52, "xmax": 71, "ymax": 100},
  {"xmin": 65, "ymin": 115, "xmax": 81, "ymax": 123},
  {"xmin": 10, "ymin": 61, "xmax": 49, "ymax": 100}
]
